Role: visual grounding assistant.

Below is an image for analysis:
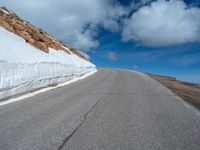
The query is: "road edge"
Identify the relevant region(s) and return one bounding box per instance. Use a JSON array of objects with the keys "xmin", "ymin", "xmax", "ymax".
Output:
[{"xmin": 0, "ymin": 69, "xmax": 97, "ymax": 107}]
